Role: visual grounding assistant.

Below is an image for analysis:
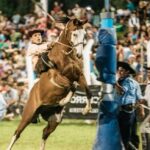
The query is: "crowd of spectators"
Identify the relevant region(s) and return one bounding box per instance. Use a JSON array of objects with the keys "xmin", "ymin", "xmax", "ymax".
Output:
[{"xmin": 0, "ymin": 0, "xmax": 150, "ymax": 122}]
